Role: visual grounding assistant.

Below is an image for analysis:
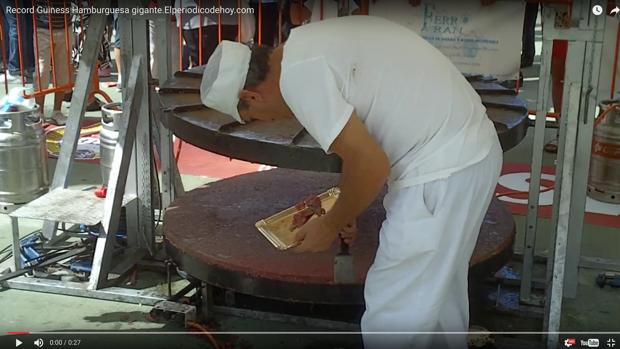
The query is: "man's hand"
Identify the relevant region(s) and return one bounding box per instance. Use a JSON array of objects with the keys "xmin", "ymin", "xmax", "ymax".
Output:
[{"xmin": 294, "ymin": 216, "xmax": 339, "ymax": 253}]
